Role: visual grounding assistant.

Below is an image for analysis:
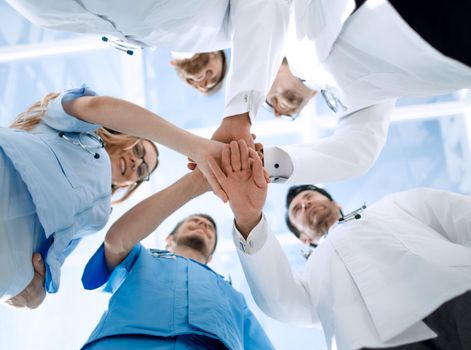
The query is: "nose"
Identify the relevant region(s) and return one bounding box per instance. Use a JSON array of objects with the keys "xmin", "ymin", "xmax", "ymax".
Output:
[
  {"xmin": 197, "ymin": 71, "xmax": 212, "ymax": 89},
  {"xmin": 197, "ymin": 219, "xmax": 209, "ymax": 229},
  {"xmin": 301, "ymin": 201, "xmax": 311, "ymax": 210},
  {"xmin": 128, "ymin": 154, "xmax": 138, "ymax": 169}
]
